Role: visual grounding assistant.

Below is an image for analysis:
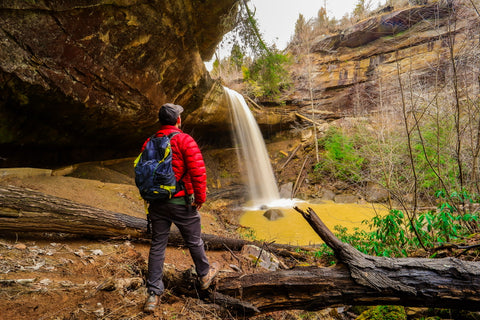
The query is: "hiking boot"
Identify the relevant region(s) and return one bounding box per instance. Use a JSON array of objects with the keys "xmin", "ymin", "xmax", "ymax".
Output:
[
  {"xmin": 143, "ymin": 292, "xmax": 159, "ymax": 313},
  {"xmin": 199, "ymin": 262, "xmax": 219, "ymax": 290}
]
